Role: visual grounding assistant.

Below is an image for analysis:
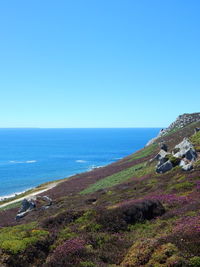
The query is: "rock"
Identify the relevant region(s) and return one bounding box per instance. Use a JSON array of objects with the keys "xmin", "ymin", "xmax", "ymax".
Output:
[
  {"xmin": 146, "ymin": 113, "xmax": 200, "ymax": 147},
  {"xmin": 173, "ymin": 138, "xmax": 197, "ymax": 161},
  {"xmin": 160, "ymin": 143, "xmax": 168, "ymax": 152},
  {"xmin": 180, "ymin": 160, "xmax": 193, "ymax": 171},
  {"xmin": 16, "ymin": 198, "xmax": 36, "ymax": 221},
  {"xmin": 18, "ymin": 198, "xmax": 35, "ymax": 213},
  {"xmin": 185, "ymin": 148, "xmax": 197, "ymax": 161},
  {"xmin": 174, "ymin": 138, "xmax": 193, "ymax": 151},
  {"xmin": 15, "ymin": 195, "xmax": 53, "ymax": 220},
  {"xmin": 157, "ymin": 156, "xmax": 168, "ymax": 168},
  {"xmin": 37, "ymin": 195, "xmax": 53, "ymax": 207},
  {"xmin": 155, "ymin": 149, "xmax": 169, "ymax": 161},
  {"xmin": 182, "ymin": 163, "xmax": 193, "ymax": 171},
  {"xmin": 195, "ymin": 127, "xmax": 200, "ymax": 133},
  {"xmin": 156, "ymin": 160, "xmax": 173, "ymax": 174}
]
